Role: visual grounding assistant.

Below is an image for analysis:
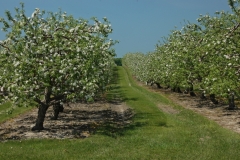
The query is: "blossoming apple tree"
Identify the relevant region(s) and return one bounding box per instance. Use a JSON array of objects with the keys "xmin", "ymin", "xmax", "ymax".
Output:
[
  {"xmin": 123, "ymin": 1, "xmax": 240, "ymax": 109},
  {"xmin": 0, "ymin": 3, "xmax": 116, "ymax": 130}
]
